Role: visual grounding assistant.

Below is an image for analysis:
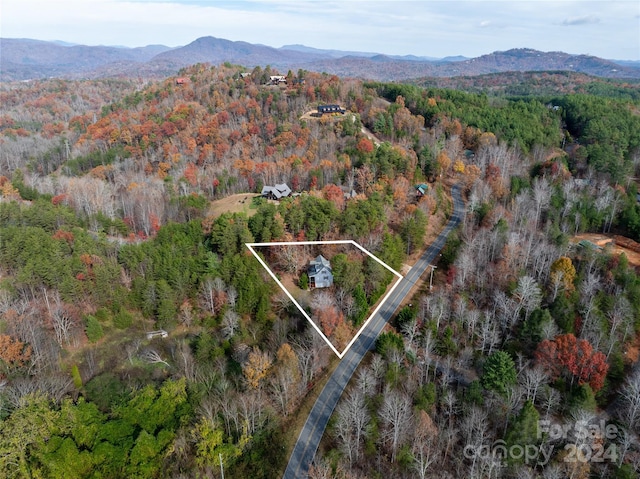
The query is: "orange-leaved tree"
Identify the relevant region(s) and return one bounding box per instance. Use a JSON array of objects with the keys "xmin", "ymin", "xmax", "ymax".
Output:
[
  {"xmin": 0, "ymin": 334, "xmax": 32, "ymax": 369},
  {"xmin": 534, "ymin": 333, "xmax": 608, "ymax": 392}
]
